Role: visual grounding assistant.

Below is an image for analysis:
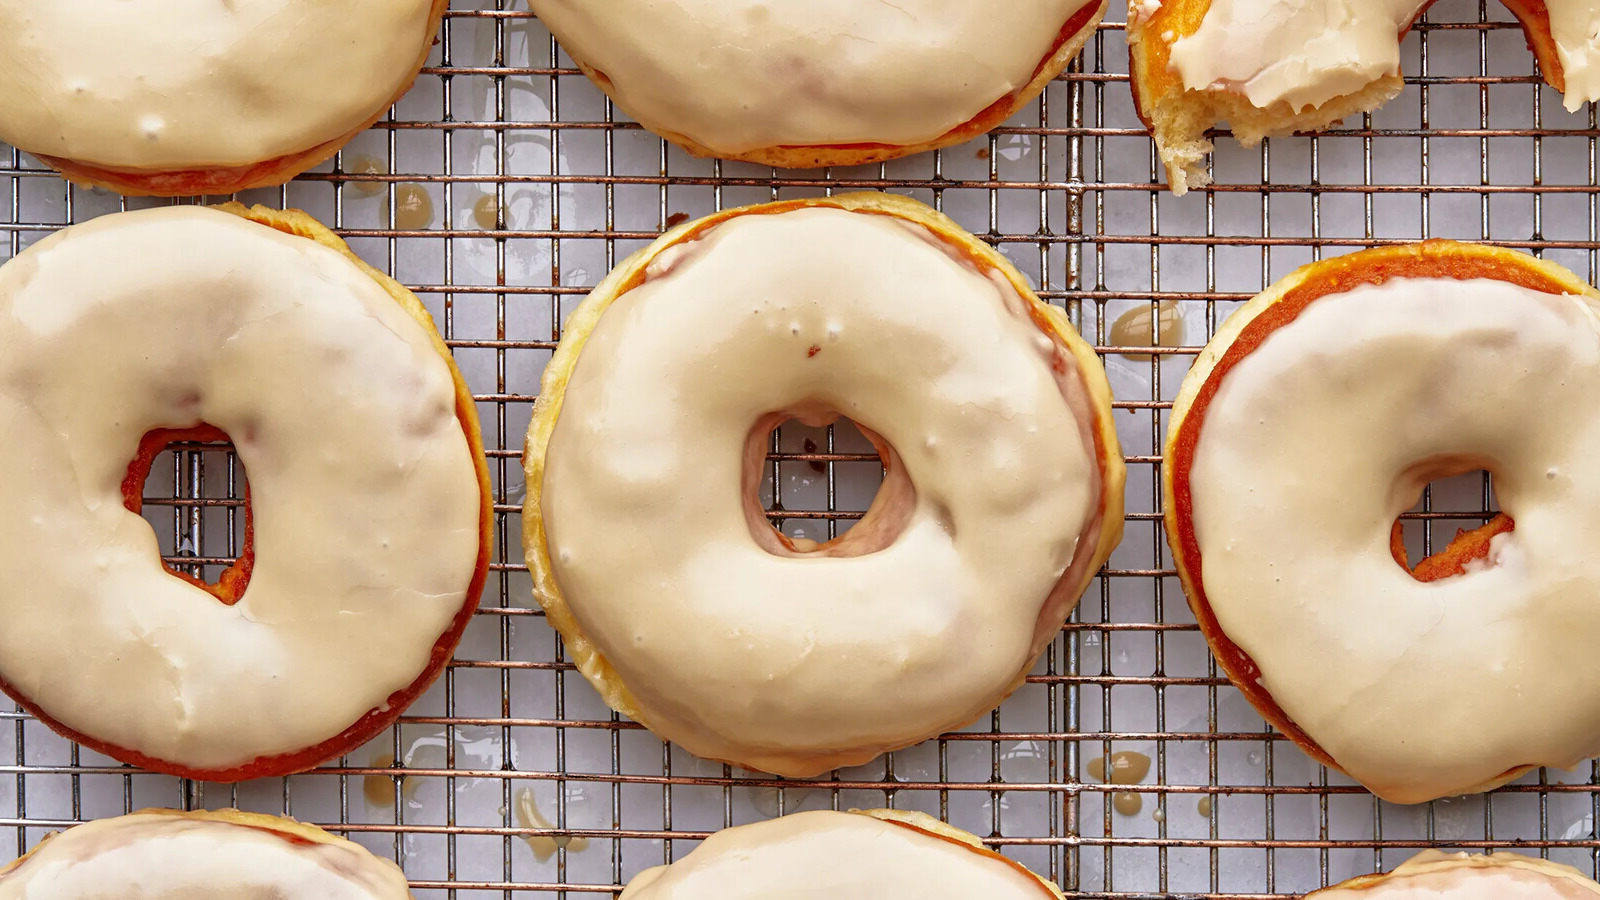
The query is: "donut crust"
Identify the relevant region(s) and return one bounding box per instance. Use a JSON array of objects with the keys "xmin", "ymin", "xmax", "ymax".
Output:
[
  {"xmin": 524, "ymin": 191, "xmax": 1125, "ymax": 773},
  {"xmin": 1163, "ymin": 240, "xmax": 1600, "ymax": 793},
  {"xmin": 857, "ymin": 809, "xmax": 1065, "ymax": 899},
  {"xmin": 0, "ymin": 204, "xmax": 493, "ymax": 782},
  {"xmin": 0, "ymin": 808, "xmax": 406, "ymax": 884},
  {"xmin": 563, "ymin": 2, "xmax": 1106, "ymax": 168},
  {"xmin": 29, "ymin": 0, "xmax": 447, "ymax": 197},
  {"xmin": 1128, "ymin": 0, "xmax": 1573, "ymax": 193}
]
